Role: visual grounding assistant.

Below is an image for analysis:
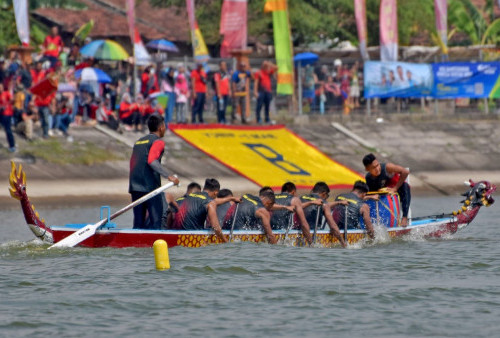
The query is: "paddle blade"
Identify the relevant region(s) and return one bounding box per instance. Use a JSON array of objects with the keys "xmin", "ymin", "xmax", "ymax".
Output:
[{"xmin": 48, "ymin": 220, "xmax": 105, "ymax": 249}]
